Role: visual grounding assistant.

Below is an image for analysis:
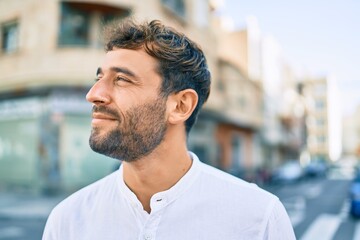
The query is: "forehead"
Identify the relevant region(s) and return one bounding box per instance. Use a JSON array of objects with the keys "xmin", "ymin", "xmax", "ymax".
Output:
[{"xmin": 101, "ymin": 48, "xmax": 159, "ymax": 77}]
